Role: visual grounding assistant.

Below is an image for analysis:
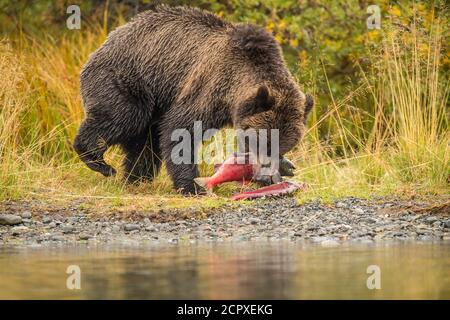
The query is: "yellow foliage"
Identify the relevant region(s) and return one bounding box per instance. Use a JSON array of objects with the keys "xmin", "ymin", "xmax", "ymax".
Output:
[
  {"xmin": 274, "ymin": 33, "xmax": 283, "ymax": 44},
  {"xmin": 298, "ymin": 50, "xmax": 308, "ymax": 67},
  {"xmin": 367, "ymin": 30, "xmax": 380, "ymax": 42},
  {"xmin": 389, "ymin": 5, "xmax": 402, "ymax": 17},
  {"xmin": 289, "ymin": 38, "xmax": 299, "ymax": 48}
]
